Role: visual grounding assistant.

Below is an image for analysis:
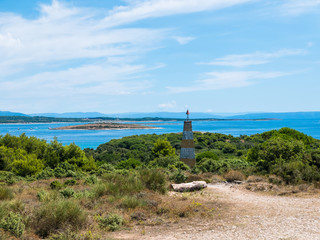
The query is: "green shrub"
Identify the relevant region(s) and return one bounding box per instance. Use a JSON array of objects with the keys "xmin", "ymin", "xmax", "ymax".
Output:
[
  {"xmin": 196, "ymin": 151, "xmax": 219, "ymax": 163},
  {"xmin": 272, "ymin": 161, "xmax": 303, "ymax": 184},
  {"xmin": 84, "ymin": 175, "xmax": 98, "ymax": 185},
  {"xmin": 60, "ymin": 188, "xmax": 75, "ymax": 198},
  {"xmin": 98, "ymin": 213, "xmax": 123, "ymax": 231},
  {"xmin": 139, "ymin": 168, "xmax": 167, "ymax": 194},
  {"xmin": 95, "ymin": 163, "xmax": 115, "ymax": 176},
  {"xmin": 10, "ymin": 154, "xmax": 44, "ymax": 177},
  {"xmin": 197, "ymin": 158, "xmax": 229, "ymax": 174},
  {"xmin": 0, "ymin": 202, "xmax": 8, "ymax": 220},
  {"xmin": 100, "ymin": 173, "xmax": 143, "ymax": 196},
  {"xmin": 152, "ymin": 138, "xmax": 176, "ymax": 157},
  {"xmin": 34, "ymin": 200, "xmax": 87, "ymax": 238},
  {"xmin": 170, "ymin": 169, "xmax": 187, "ymax": 184},
  {"xmin": 64, "ymin": 179, "xmax": 77, "ymax": 186},
  {"xmin": 224, "ymin": 170, "xmax": 245, "ymax": 182},
  {"xmin": 92, "ymin": 183, "xmax": 108, "ymax": 198},
  {"xmin": 74, "ymin": 190, "xmax": 94, "ymax": 199},
  {"xmin": 171, "ymin": 161, "xmax": 190, "ymax": 170},
  {"xmin": 50, "ymin": 180, "xmax": 63, "ymax": 190},
  {"xmin": 0, "ymin": 212, "xmax": 25, "ymax": 237},
  {"xmin": 100, "ymin": 163, "xmax": 115, "ymax": 171},
  {"xmin": 119, "ymin": 196, "xmax": 146, "ymax": 209},
  {"xmin": 37, "ymin": 190, "xmax": 49, "ymax": 202},
  {"xmin": 116, "ymin": 158, "xmax": 141, "ymax": 169},
  {"xmin": 36, "ymin": 168, "xmax": 55, "ymax": 179},
  {"xmin": 0, "ymin": 186, "xmax": 14, "ymax": 200},
  {"xmin": 149, "ymin": 155, "xmax": 178, "ymax": 168},
  {"xmin": 0, "ymin": 171, "xmax": 20, "ymax": 185}
]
